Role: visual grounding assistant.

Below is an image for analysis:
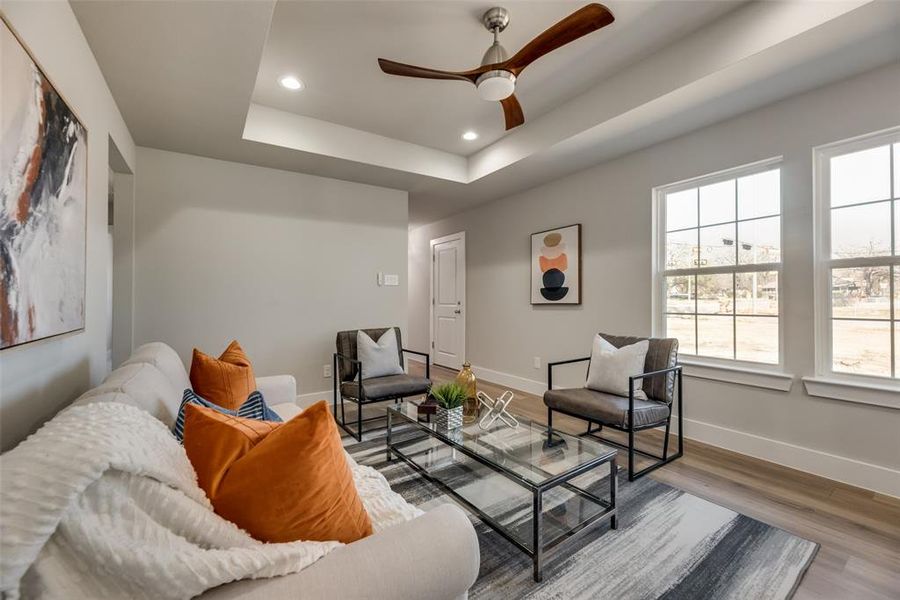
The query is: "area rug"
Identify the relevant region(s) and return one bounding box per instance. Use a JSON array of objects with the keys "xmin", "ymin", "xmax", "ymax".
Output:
[{"xmin": 345, "ymin": 432, "xmax": 818, "ymax": 600}]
